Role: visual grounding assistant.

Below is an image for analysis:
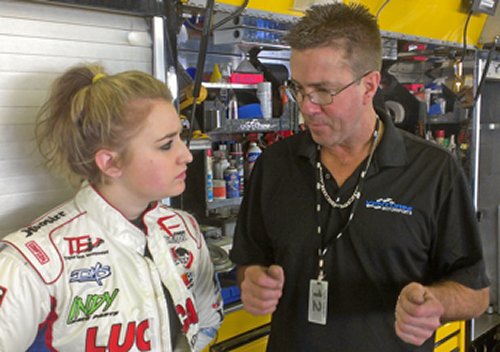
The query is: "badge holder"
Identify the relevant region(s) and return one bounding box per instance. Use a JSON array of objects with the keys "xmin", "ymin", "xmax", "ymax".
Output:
[{"xmin": 308, "ymin": 250, "xmax": 328, "ymax": 325}]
